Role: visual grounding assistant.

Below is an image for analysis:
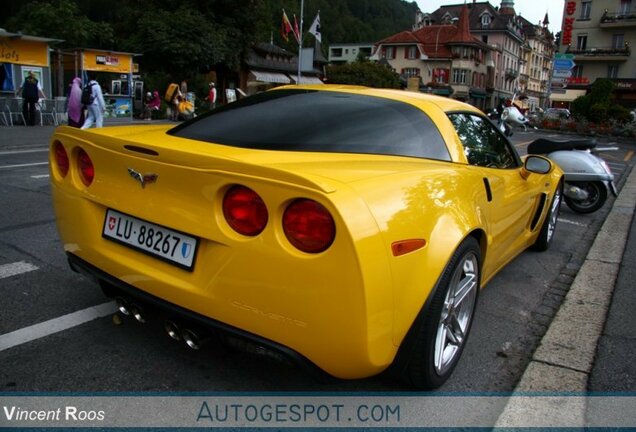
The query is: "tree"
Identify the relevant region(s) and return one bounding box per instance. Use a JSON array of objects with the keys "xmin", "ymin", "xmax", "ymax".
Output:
[
  {"xmin": 326, "ymin": 61, "xmax": 400, "ymax": 88},
  {"xmin": 5, "ymin": 0, "xmax": 114, "ymax": 49},
  {"xmin": 571, "ymin": 78, "xmax": 631, "ymax": 124}
]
